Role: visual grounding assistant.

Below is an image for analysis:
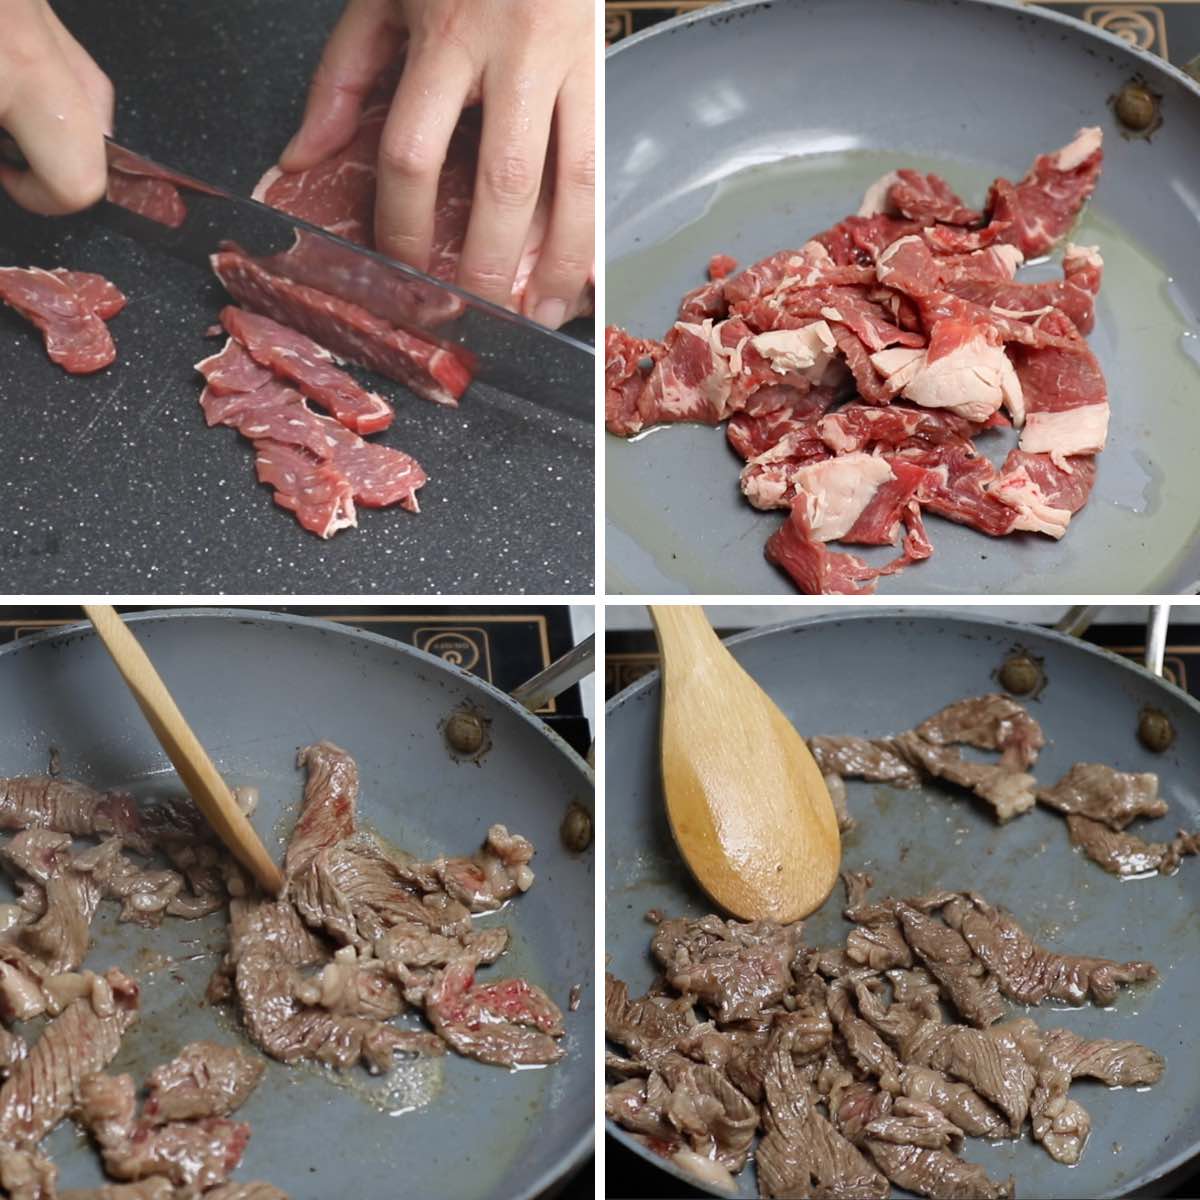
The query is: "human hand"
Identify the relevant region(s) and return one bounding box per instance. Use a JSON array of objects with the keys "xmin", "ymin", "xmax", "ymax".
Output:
[
  {"xmin": 281, "ymin": 0, "xmax": 594, "ymax": 327},
  {"xmin": 0, "ymin": 0, "xmax": 114, "ymax": 214}
]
